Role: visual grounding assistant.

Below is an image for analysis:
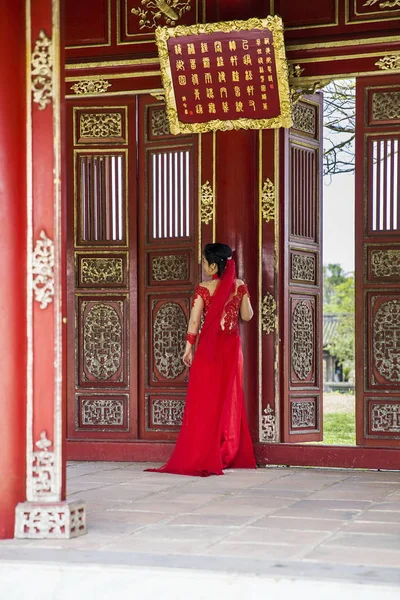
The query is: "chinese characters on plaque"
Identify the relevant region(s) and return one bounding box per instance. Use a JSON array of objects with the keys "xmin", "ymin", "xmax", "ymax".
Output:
[{"xmin": 156, "ymin": 17, "xmax": 292, "ymax": 134}]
